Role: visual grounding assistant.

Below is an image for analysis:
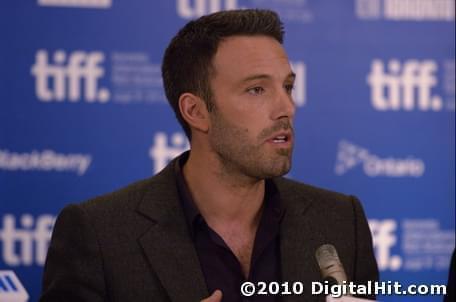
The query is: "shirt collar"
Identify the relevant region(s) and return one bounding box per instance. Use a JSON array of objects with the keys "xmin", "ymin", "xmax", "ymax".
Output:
[{"xmin": 174, "ymin": 152, "xmax": 285, "ymax": 238}]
